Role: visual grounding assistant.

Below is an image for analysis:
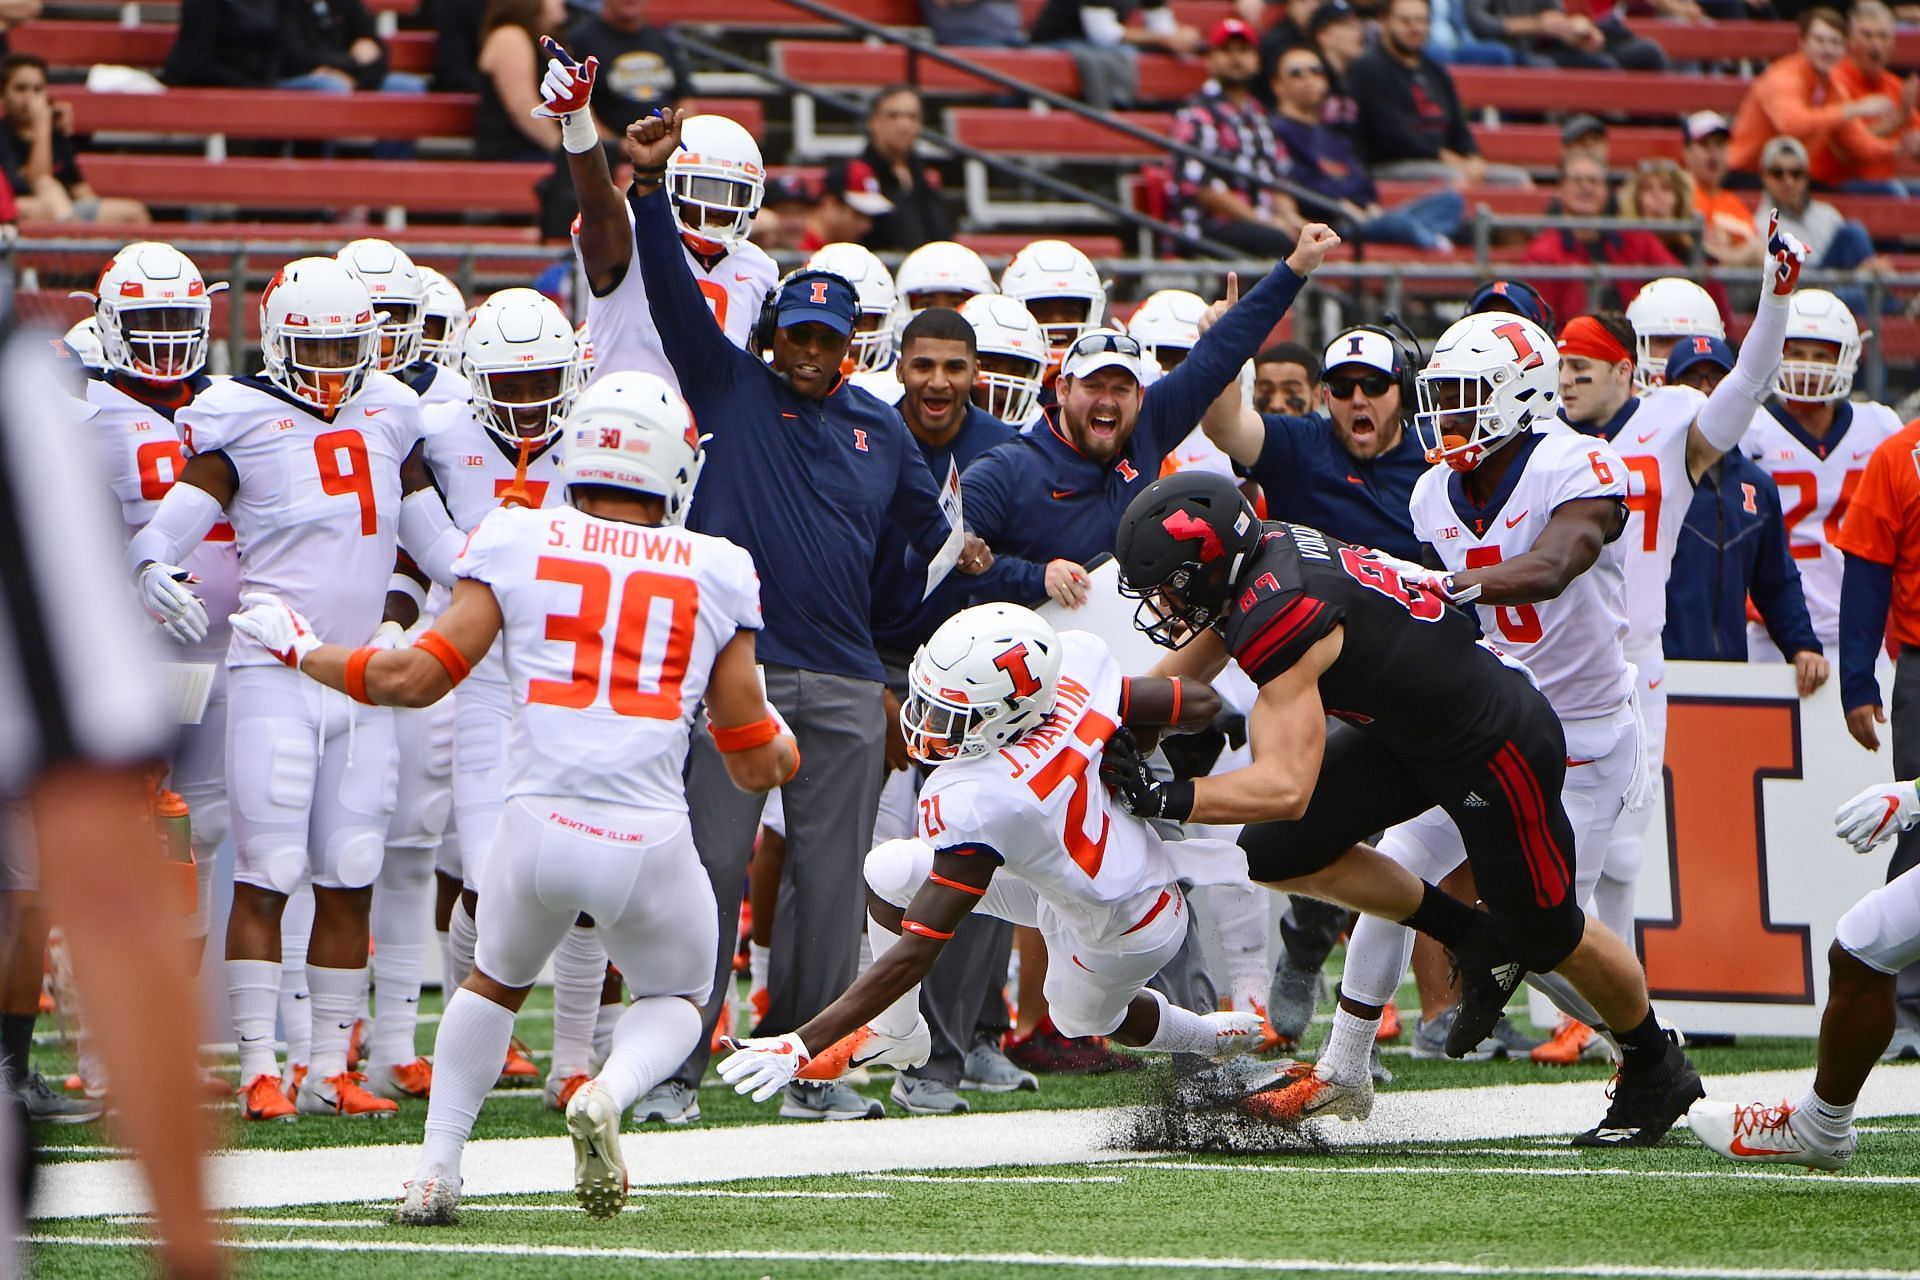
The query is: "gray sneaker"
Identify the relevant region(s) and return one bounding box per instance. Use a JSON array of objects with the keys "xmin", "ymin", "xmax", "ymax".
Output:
[
  {"xmin": 1368, "ymin": 1043, "xmax": 1395, "ymax": 1085},
  {"xmin": 890, "ymin": 1074, "xmax": 970, "ymax": 1115},
  {"xmin": 960, "ymin": 1040, "xmax": 1039, "ymax": 1093},
  {"xmin": 17, "ymin": 1071, "xmax": 103, "ymax": 1124},
  {"xmin": 1267, "ymin": 961, "xmax": 1326, "ymax": 1043},
  {"xmin": 780, "ymin": 1079, "xmax": 883, "ymax": 1120},
  {"xmin": 1487, "ymin": 1015, "xmax": 1544, "ymax": 1057},
  {"xmin": 1410, "ymin": 1006, "xmax": 1497, "ymax": 1062},
  {"xmin": 1882, "ymin": 1027, "xmax": 1920, "ymax": 1061},
  {"xmin": 632, "ymin": 1079, "xmax": 700, "ymax": 1125}
]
